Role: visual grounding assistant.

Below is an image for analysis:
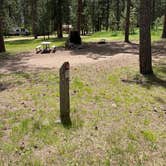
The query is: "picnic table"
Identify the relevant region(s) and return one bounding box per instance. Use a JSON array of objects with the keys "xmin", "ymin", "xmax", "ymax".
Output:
[
  {"xmin": 41, "ymin": 42, "xmax": 51, "ymax": 52},
  {"xmin": 35, "ymin": 42, "xmax": 56, "ymax": 53}
]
